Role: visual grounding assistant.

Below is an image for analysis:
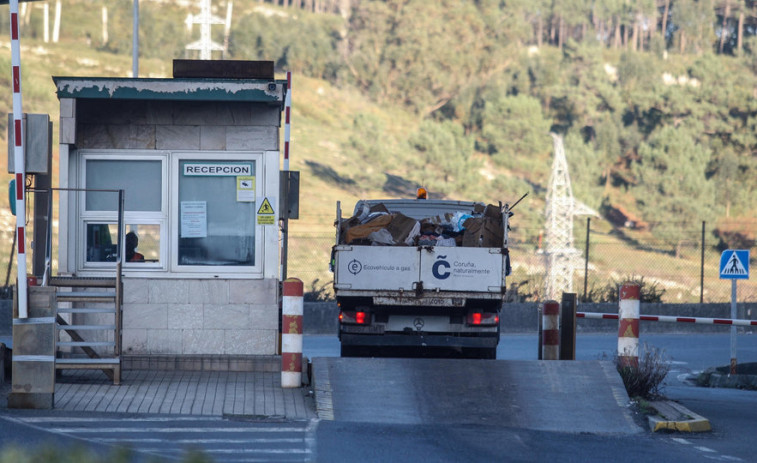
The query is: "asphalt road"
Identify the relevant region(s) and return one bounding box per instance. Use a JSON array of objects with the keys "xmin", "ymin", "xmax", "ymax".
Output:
[
  {"xmin": 0, "ymin": 332, "xmax": 753, "ymax": 462},
  {"xmin": 305, "ymin": 332, "xmax": 757, "ymax": 462}
]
